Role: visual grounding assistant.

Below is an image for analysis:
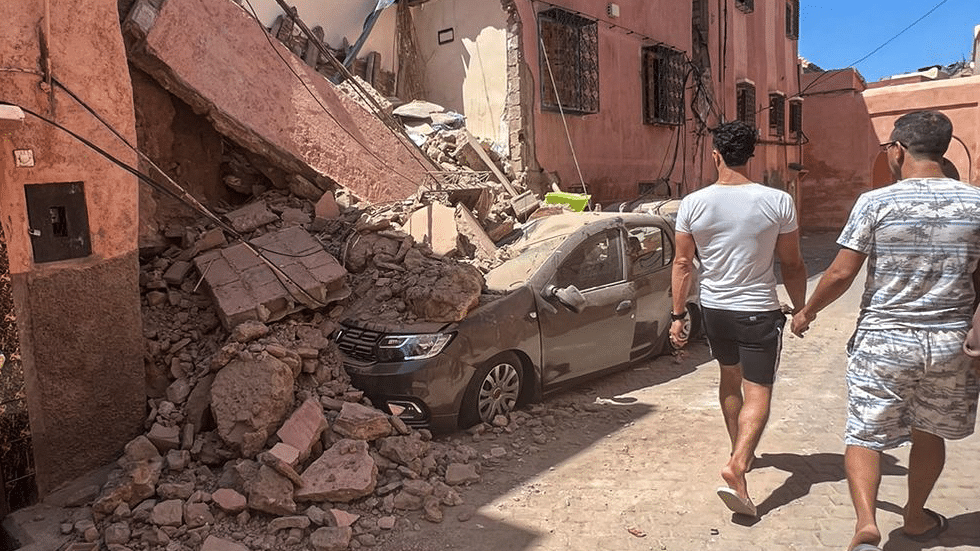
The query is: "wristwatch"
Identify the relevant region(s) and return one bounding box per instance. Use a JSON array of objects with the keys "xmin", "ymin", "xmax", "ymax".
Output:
[{"xmin": 670, "ymin": 310, "xmax": 688, "ymax": 321}]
